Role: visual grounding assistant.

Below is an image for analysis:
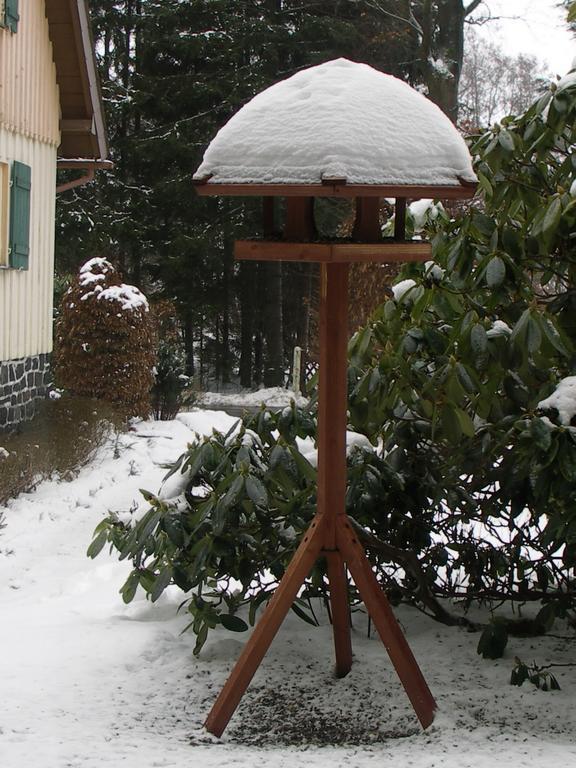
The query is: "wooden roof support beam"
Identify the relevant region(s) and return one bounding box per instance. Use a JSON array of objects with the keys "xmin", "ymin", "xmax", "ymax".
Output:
[
  {"xmin": 353, "ymin": 197, "xmax": 381, "ymax": 243},
  {"xmin": 60, "ymin": 118, "xmax": 94, "ymax": 134},
  {"xmin": 193, "ymin": 182, "xmax": 478, "ymax": 200},
  {"xmin": 285, "ymin": 197, "xmax": 316, "ymax": 240},
  {"xmin": 262, "ymin": 197, "xmax": 275, "ymax": 238},
  {"xmin": 395, "ymin": 198, "xmax": 407, "ymax": 241}
]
